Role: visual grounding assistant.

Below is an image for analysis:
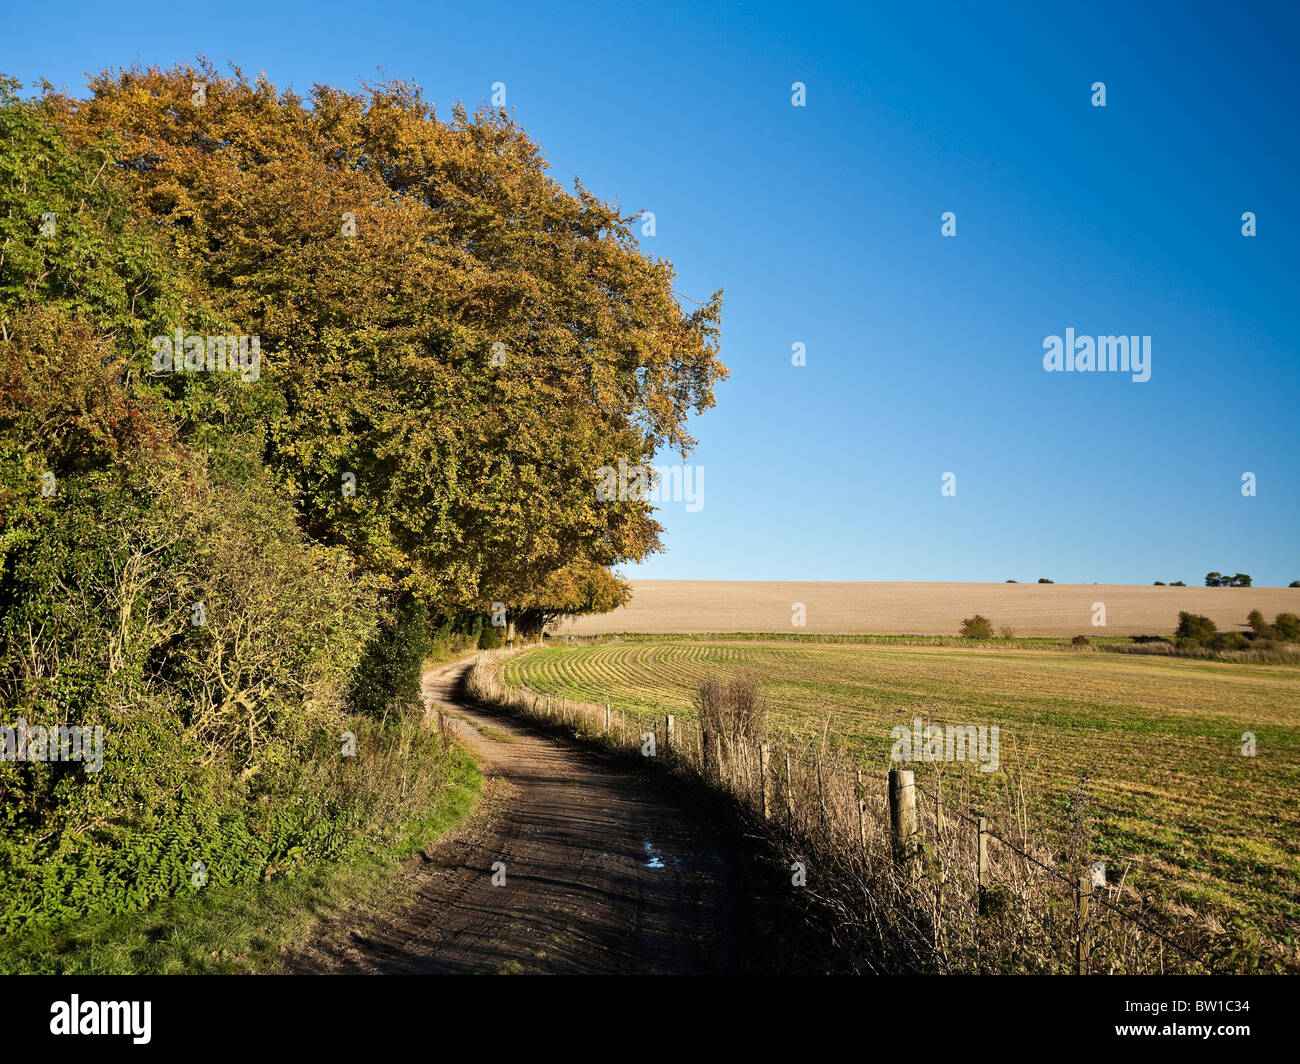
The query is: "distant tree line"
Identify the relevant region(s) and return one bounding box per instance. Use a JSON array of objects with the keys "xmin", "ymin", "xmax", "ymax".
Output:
[{"xmin": 1205, "ymin": 572, "xmax": 1252, "ymax": 587}]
